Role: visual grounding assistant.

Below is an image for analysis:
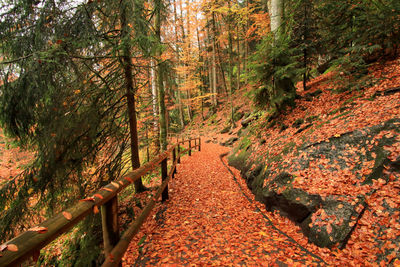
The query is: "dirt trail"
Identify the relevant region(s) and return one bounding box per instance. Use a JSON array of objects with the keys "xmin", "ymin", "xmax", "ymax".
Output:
[{"xmin": 124, "ymin": 142, "xmax": 324, "ymax": 266}]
